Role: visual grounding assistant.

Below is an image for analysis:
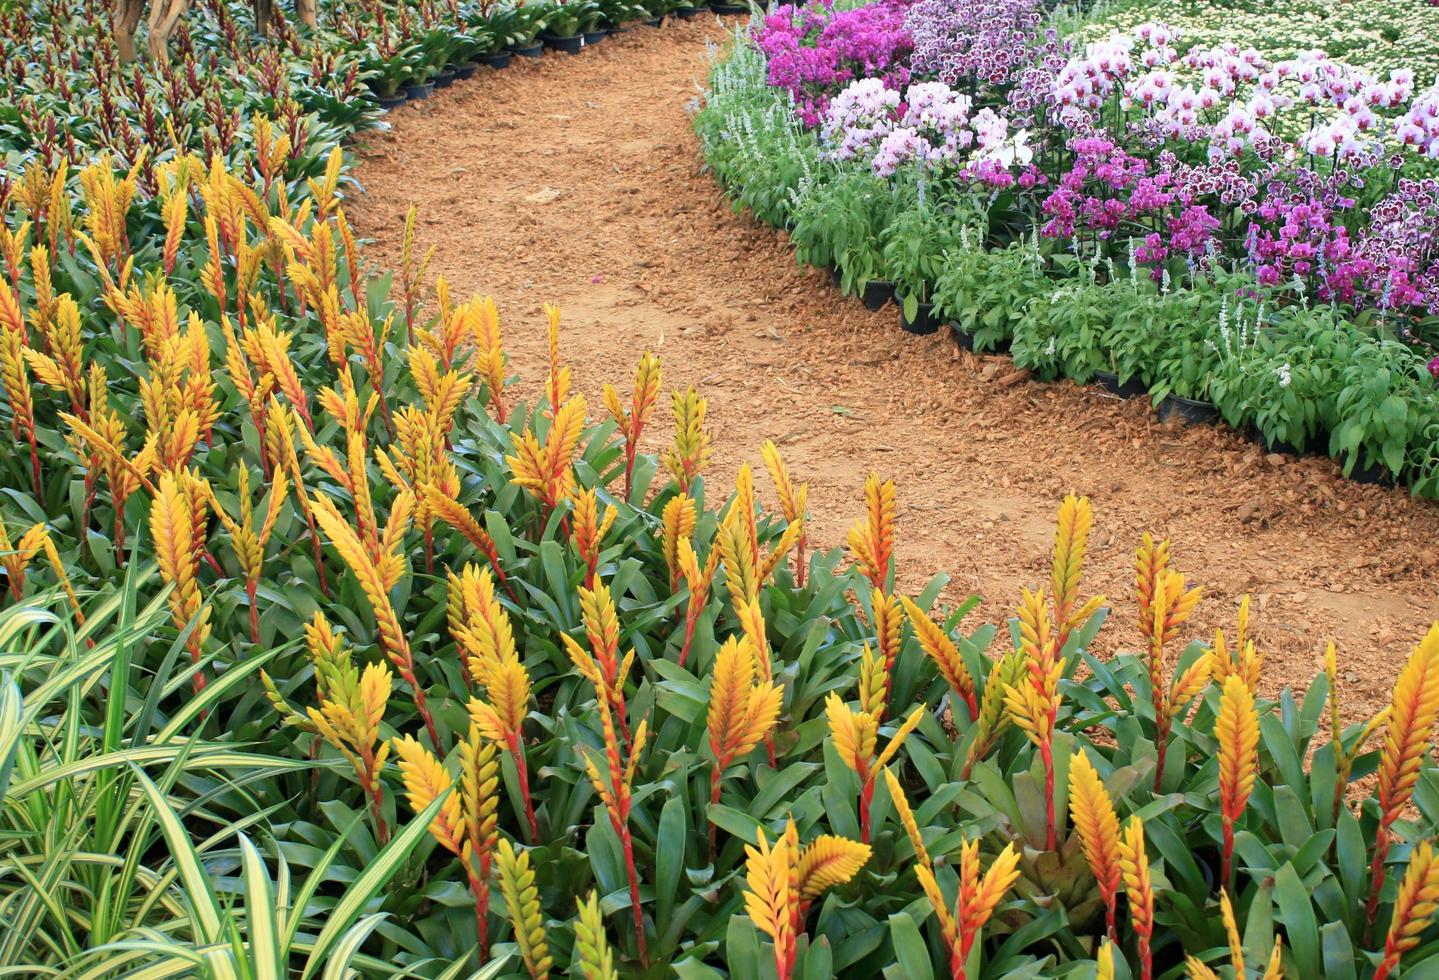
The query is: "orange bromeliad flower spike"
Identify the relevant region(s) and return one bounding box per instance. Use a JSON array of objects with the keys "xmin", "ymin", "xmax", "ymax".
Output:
[
  {"xmin": 760, "ymin": 440, "xmax": 809, "ymax": 586},
  {"xmin": 1068, "ymin": 749, "xmax": 1122, "ymax": 941},
  {"xmin": 954, "ymin": 838, "xmax": 1022, "ymax": 980},
  {"xmin": 662, "ymin": 386, "xmax": 712, "ymax": 493},
  {"xmin": 543, "ymin": 302, "xmax": 570, "ymax": 418},
  {"xmin": 506, "ymin": 394, "xmax": 588, "ymax": 526},
  {"xmin": 602, "ymin": 351, "xmax": 661, "ymax": 501},
  {"xmin": 1375, "ymin": 840, "xmax": 1439, "ymax": 980},
  {"xmin": 847, "ymin": 472, "xmax": 894, "ymax": 592},
  {"xmin": 1117, "ymin": 816, "xmax": 1156, "ymax": 980},
  {"xmin": 744, "ymin": 818, "xmax": 870, "ymax": 980},
  {"xmin": 900, "ymin": 595, "xmax": 979, "ymax": 719},
  {"xmin": 705, "ymin": 636, "xmax": 783, "ymax": 846},
  {"xmin": 1050, "ymin": 494, "xmax": 1103, "ymax": 652},
  {"xmin": 564, "ymin": 614, "xmax": 648, "ymax": 964},
  {"xmin": 660, "ymin": 492, "xmax": 697, "ymax": 593},
  {"xmin": 1003, "ymin": 588, "xmax": 1062, "ymax": 850},
  {"xmin": 825, "ymin": 691, "xmax": 924, "ymax": 844},
  {"xmin": 675, "ymin": 535, "xmax": 719, "ymax": 669},
  {"xmin": 1368, "ymin": 624, "xmax": 1439, "ymax": 934},
  {"xmin": 569, "ymin": 486, "xmax": 617, "ymax": 591},
  {"xmin": 1215, "ymin": 674, "xmax": 1259, "ymax": 892}
]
